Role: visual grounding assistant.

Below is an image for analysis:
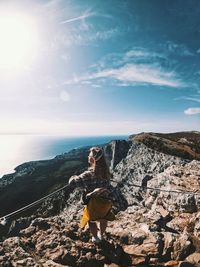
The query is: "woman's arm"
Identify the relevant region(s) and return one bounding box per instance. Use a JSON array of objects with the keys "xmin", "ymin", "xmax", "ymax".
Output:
[{"xmin": 68, "ymin": 171, "xmax": 92, "ymax": 191}]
